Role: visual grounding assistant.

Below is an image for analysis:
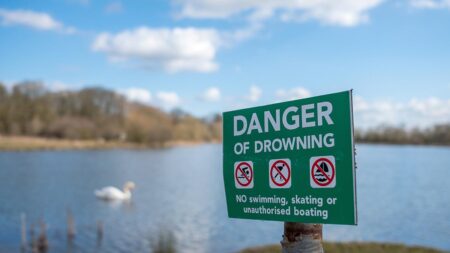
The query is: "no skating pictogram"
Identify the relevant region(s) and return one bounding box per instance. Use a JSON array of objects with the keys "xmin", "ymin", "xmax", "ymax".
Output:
[
  {"xmin": 310, "ymin": 156, "xmax": 336, "ymax": 188},
  {"xmin": 234, "ymin": 161, "xmax": 254, "ymax": 189},
  {"xmin": 269, "ymin": 159, "xmax": 291, "ymax": 188}
]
